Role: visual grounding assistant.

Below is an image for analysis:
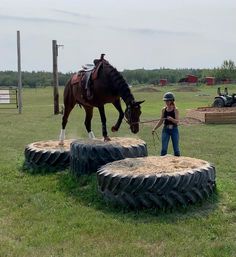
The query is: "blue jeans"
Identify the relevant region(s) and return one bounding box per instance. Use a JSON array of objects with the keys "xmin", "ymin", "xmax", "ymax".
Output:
[{"xmin": 161, "ymin": 126, "xmax": 180, "ymax": 156}]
